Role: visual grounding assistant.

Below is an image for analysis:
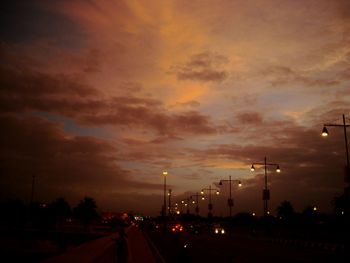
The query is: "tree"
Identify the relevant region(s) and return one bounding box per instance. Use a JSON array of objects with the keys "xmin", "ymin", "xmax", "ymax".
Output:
[
  {"xmin": 49, "ymin": 198, "xmax": 71, "ymax": 227},
  {"xmin": 276, "ymin": 200, "xmax": 295, "ymax": 220},
  {"xmin": 73, "ymin": 197, "xmax": 99, "ymax": 226}
]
